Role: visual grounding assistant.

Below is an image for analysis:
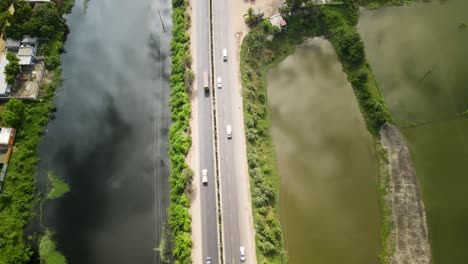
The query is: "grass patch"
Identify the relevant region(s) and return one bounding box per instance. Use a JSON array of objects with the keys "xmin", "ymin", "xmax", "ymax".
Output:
[
  {"xmin": 46, "ymin": 171, "xmax": 70, "ymax": 200},
  {"xmin": 39, "ymin": 230, "xmax": 67, "ymax": 264}
]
